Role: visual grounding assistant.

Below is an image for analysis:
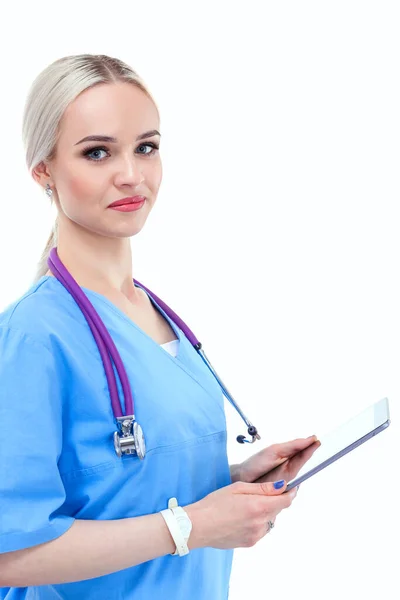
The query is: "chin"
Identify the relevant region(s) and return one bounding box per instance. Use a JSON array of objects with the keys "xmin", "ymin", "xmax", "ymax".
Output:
[{"xmin": 110, "ymin": 223, "xmax": 147, "ymax": 238}]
